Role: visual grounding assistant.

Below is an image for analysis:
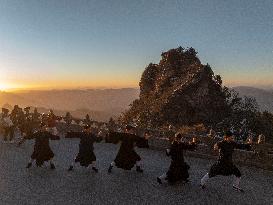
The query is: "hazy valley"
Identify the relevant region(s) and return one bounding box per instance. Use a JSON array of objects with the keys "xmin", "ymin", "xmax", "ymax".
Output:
[{"xmin": 1, "ymin": 86, "xmax": 272, "ymax": 122}]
